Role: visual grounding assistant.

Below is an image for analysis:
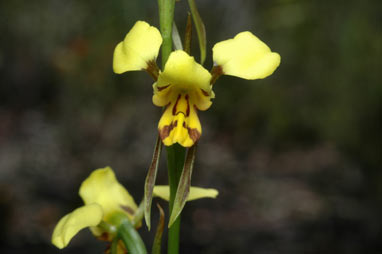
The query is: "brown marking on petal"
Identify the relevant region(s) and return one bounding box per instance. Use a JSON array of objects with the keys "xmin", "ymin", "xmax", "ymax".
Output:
[
  {"xmin": 97, "ymin": 232, "xmax": 110, "ymax": 242},
  {"xmin": 145, "ymin": 60, "xmax": 160, "ymax": 81},
  {"xmin": 104, "ymin": 240, "xmax": 127, "ymax": 254},
  {"xmin": 172, "ymin": 94, "xmax": 181, "ymax": 115},
  {"xmin": 185, "ymin": 94, "xmax": 190, "ymax": 116},
  {"xmin": 120, "ymin": 205, "xmax": 135, "ymax": 215},
  {"xmin": 159, "ymin": 122, "xmax": 176, "ymax": 140},
  {"xmin": 210, "ymin": 65, "xmax": 223, "ymax": 85},
  {"xmin": 200, "ymin": 89, "xmax": 209, "ymax": 97},
  {"xmin": 118, "ymin": 241, "xmax": 128, "ymax": 254},
  {"xmin": 187, "ymin": 127, "xmax": 201, "ymax": 143},
  {"xmin": 157, "ymin": 84, "xmax": 170, "ymax": 91}
]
